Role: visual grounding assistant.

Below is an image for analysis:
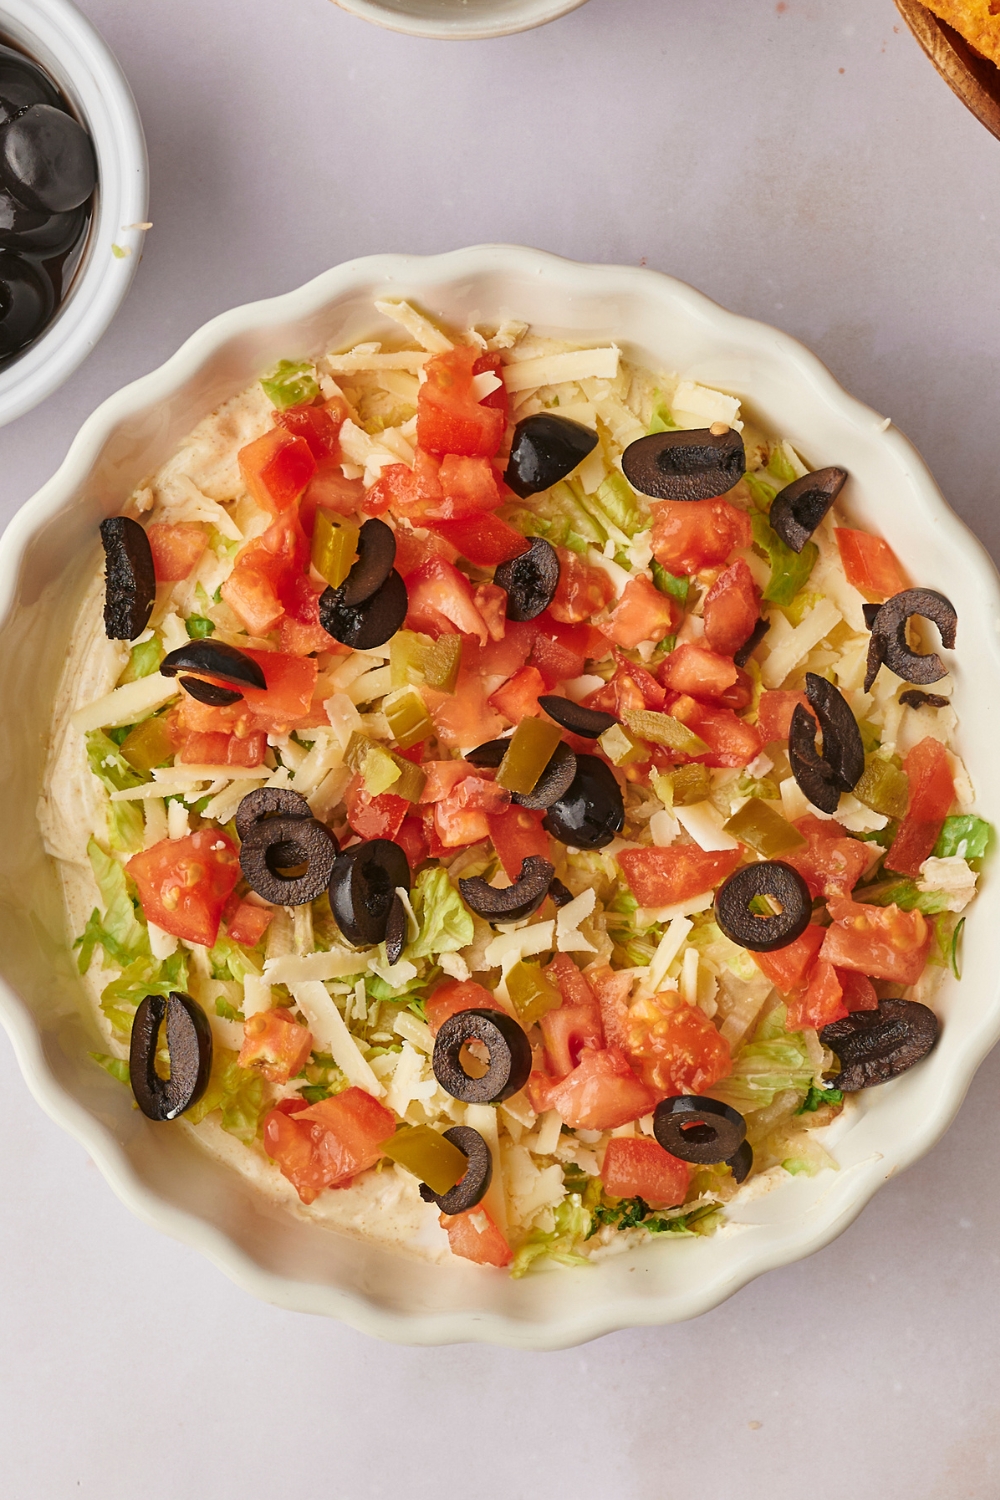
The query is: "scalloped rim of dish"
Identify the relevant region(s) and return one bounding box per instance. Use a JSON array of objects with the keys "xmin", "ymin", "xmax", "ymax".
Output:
[
  {"xmin": 331, "ymin": 0, "xmax": 588, "ymax": 41},
  {"xmin": 2, "ymin": 245, "xmax": 1000, "ymax": 1348}
]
